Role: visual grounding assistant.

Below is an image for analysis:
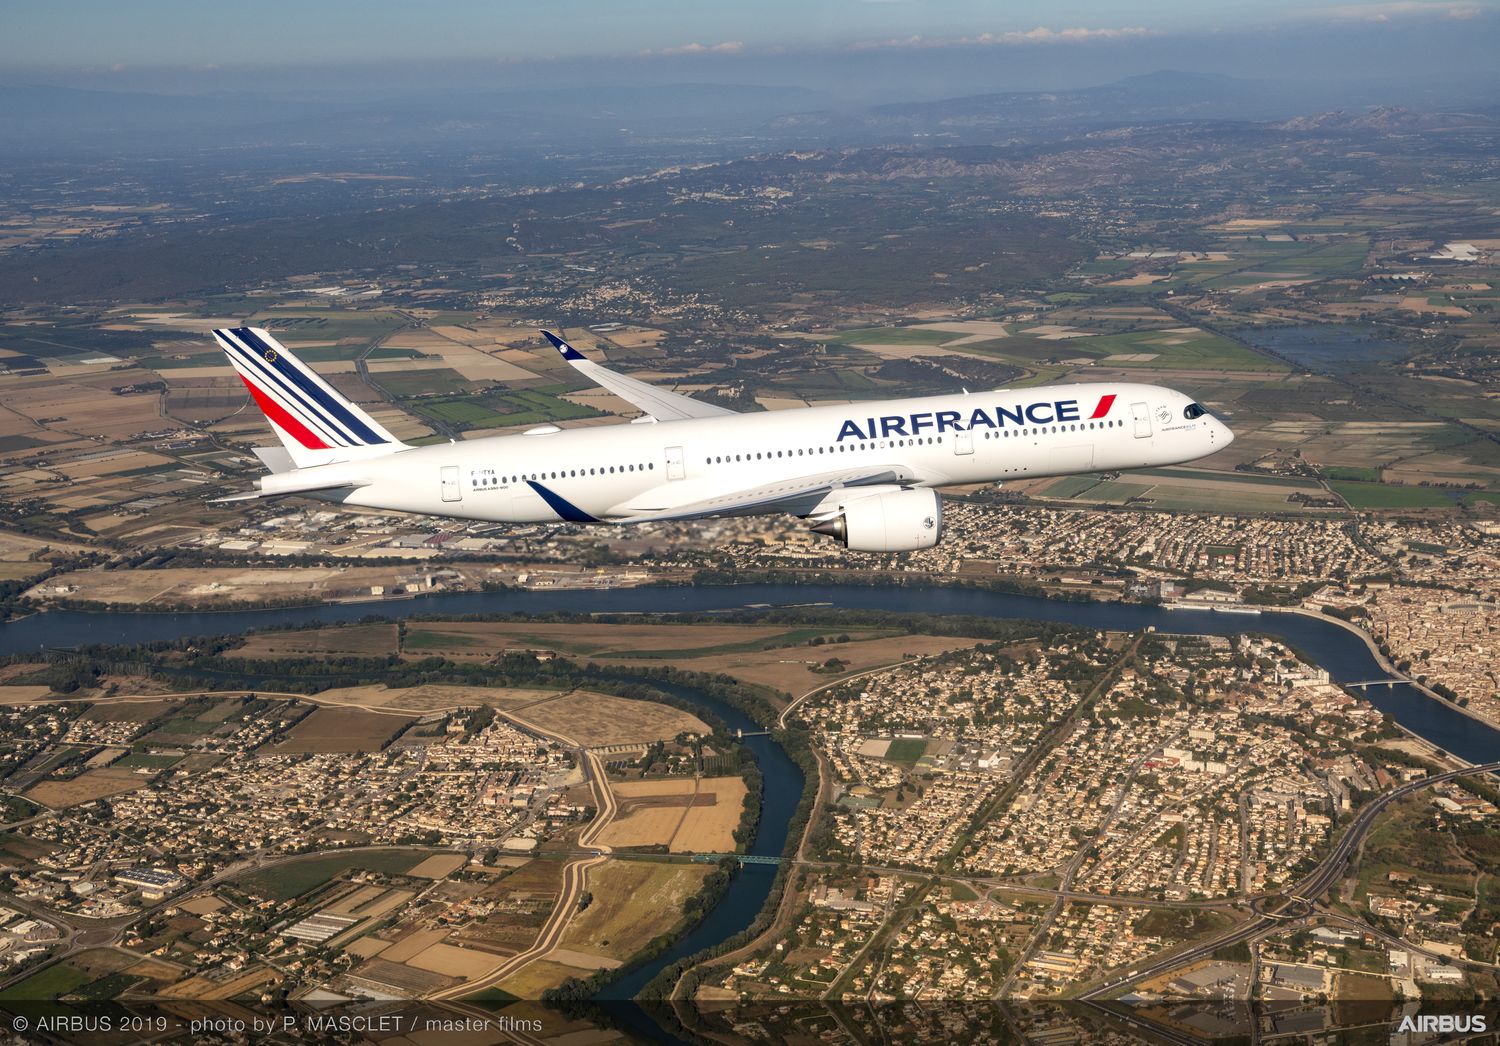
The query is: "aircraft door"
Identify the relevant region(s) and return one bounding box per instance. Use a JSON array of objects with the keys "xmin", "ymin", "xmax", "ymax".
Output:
[
  {"xmin": 665, "ymin": 446, "xmax": 685, "ymax": 481},
  {"xmin": 440, "ymin": 465, "xmax": 462, "ymax": 502},
  {"xmin": 1131, "ymin": 401, "xmax": 1152, "ymax": 439},
  {"xmin": 954, "ymin": 430, "xmax": 974, "ymax": 456}
]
